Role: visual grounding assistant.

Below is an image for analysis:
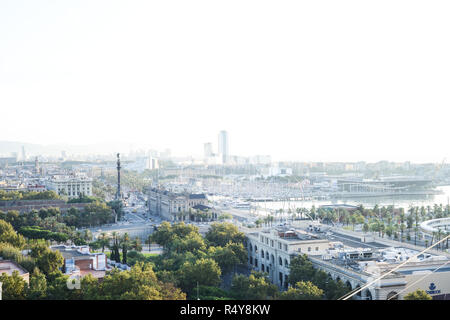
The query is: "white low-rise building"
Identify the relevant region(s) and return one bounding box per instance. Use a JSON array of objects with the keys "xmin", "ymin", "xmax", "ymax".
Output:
[
  {"xmin": 46, "ymin": 176, "xmax": 93, "ymax": 198},
  {"xmin": 247, "ymin": 227, "xmax": 329, "ymax": 289},
  {"xmin": 246, "ymin": 225, "xmax": 450, "ymax": 300}
]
